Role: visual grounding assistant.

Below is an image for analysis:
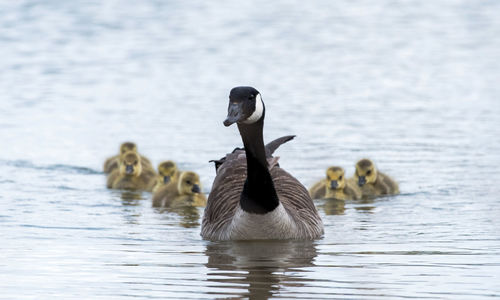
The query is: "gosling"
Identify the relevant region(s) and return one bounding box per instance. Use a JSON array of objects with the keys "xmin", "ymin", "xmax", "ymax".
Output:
[
  {"xmin": 106, "ymin": 151, "xmax": 157, "ymax": 191},
  {"xmin": 309, "ymin": 166, "xmax": 361, "ymax": 200},
  {"xmin": 352, "ymin": 158, "xmax": 399, "ymax": 197},
  {"xmin": 103, "ymin": 142, "xmax": 154, "ymax": 174},
  {"xmin": 152, "ymin": 160, "xmax": 180, "ymax": 193},
  {"xmin": 152, "ymin": 171, "xmax": 206, "ymax": 208}
]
